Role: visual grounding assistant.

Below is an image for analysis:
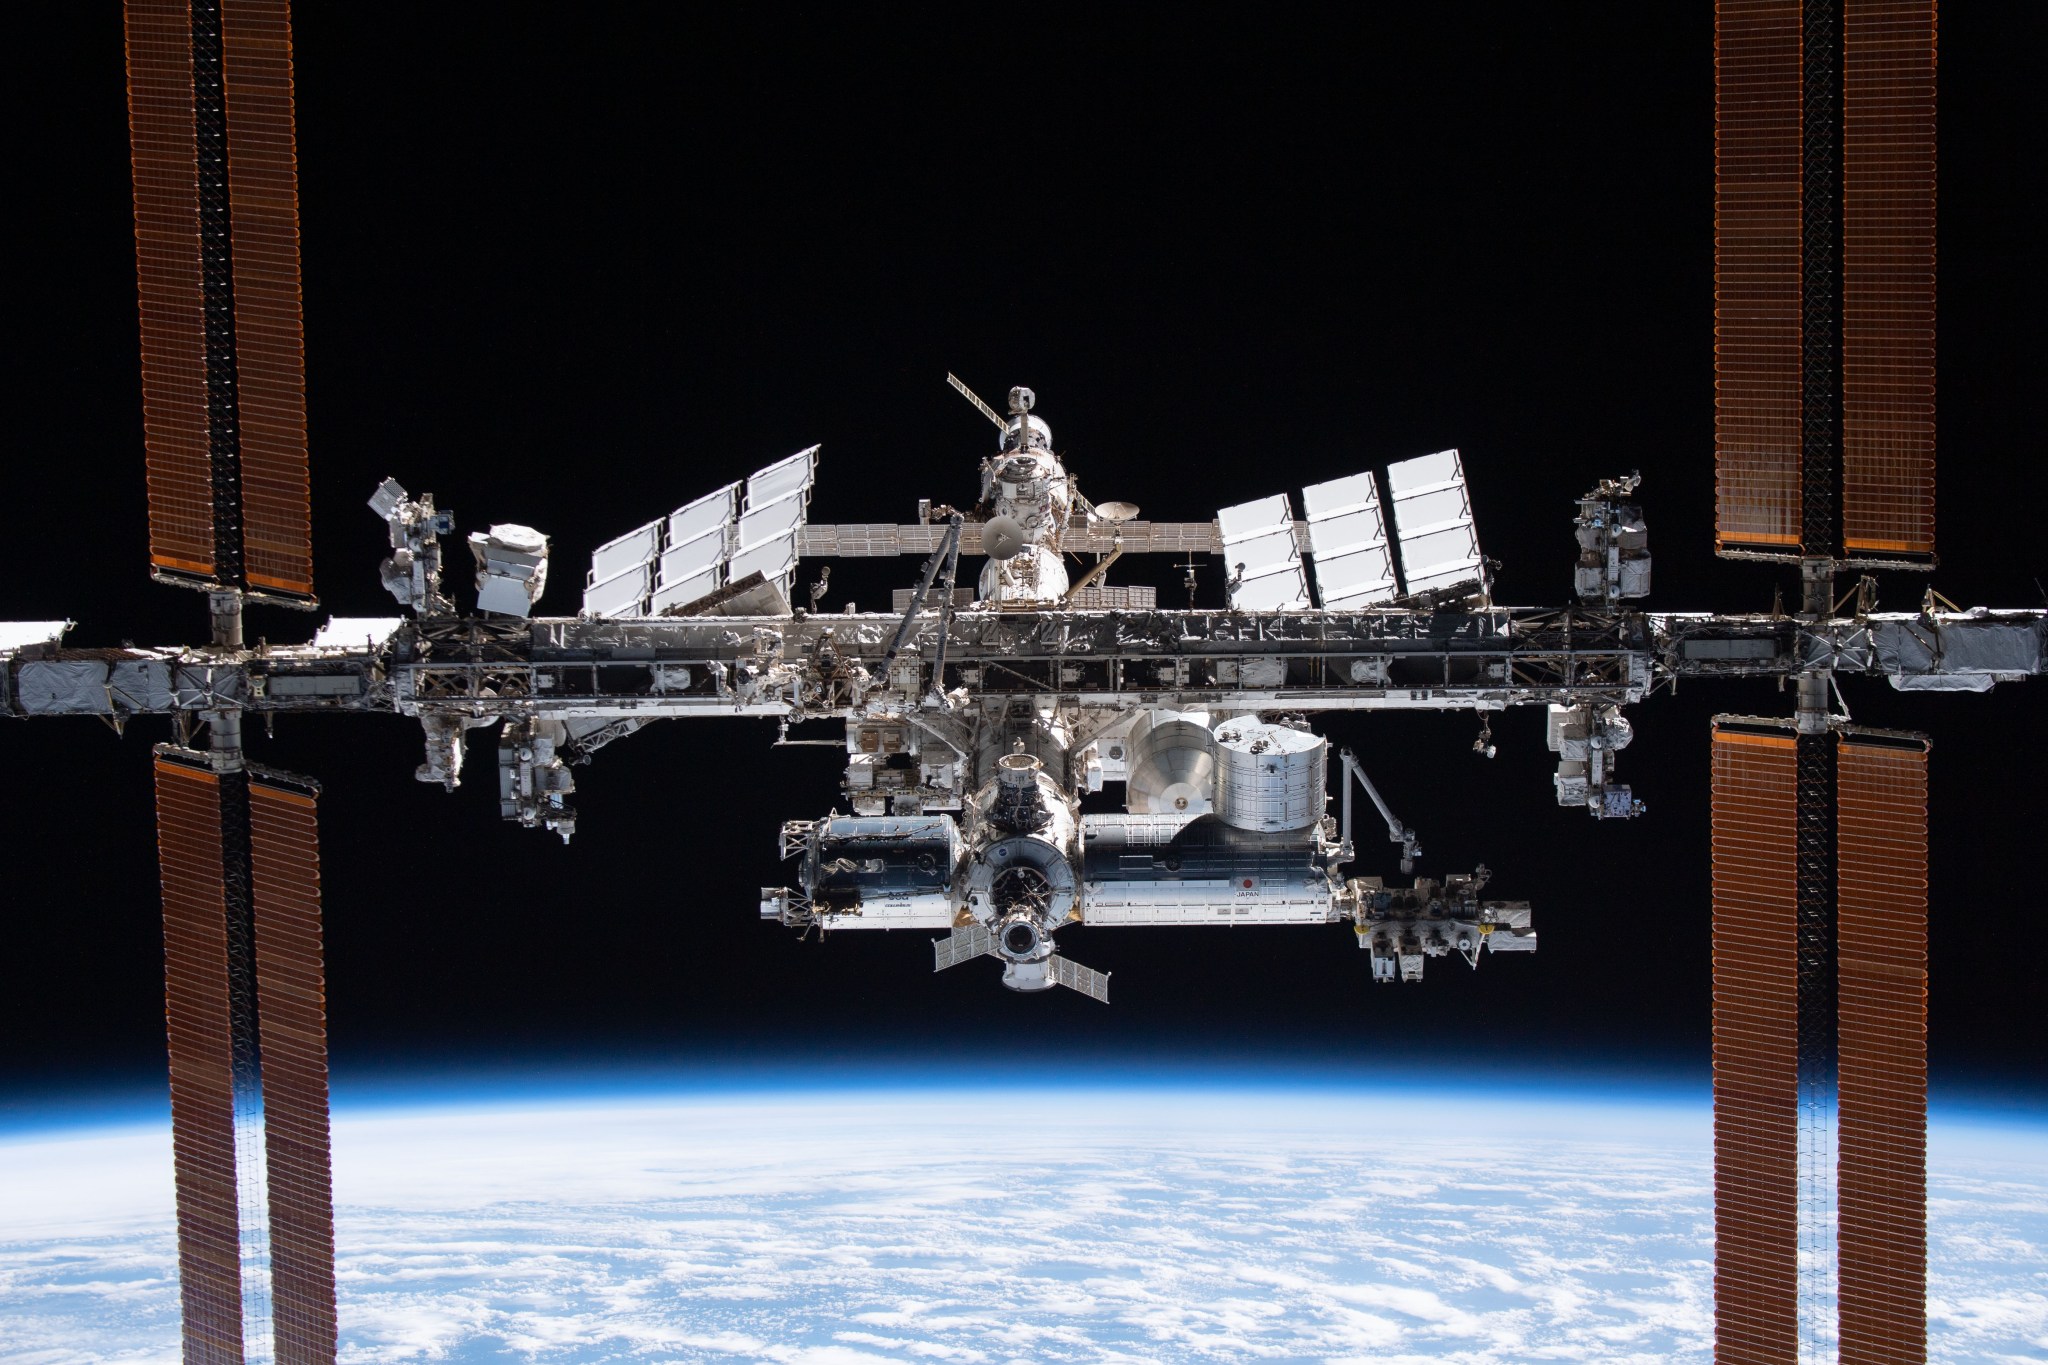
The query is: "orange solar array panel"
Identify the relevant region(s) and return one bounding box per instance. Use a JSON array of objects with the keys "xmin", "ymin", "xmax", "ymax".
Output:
[
  {"xmin": 250, "ymin": 776, "xmax": 338, "ymax": 1363},
  {"xmin": 1841, "ymin": 0, "xmax": 1937, "ymax": 558},
  {"xmin": 1709, "ymin": 725, "xmax": 1801, "ymax": 1363},
  {"xmin": 125, "ymin": 0, "xmax": 218, "ymax": 581},
  {"xmin": 1836, "ymin": 736, "xmax": 1929, "ymax": 1363},
  {"xmin": 1714, "ymin": 1, "xmax": 1805, "ymax": 553},
  {"xmin": 223, "ymin": 1, "xmax": 315, "ymax": 599},
  {"xmin": 154, "ymin": 755, "xmax": 246, "ymax": 1365}
]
